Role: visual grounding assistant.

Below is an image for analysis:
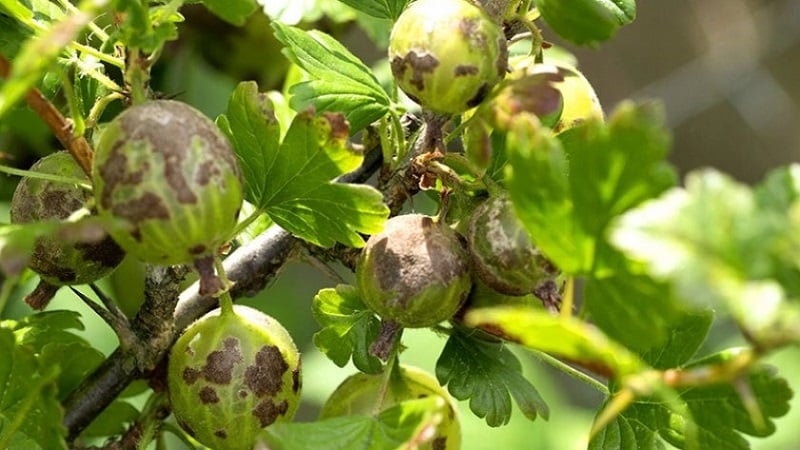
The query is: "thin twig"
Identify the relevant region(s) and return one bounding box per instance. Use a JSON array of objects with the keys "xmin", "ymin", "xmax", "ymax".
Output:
[{"xmin": 0, "ymin": 54, "xmax": 94, "ymax": 176}]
